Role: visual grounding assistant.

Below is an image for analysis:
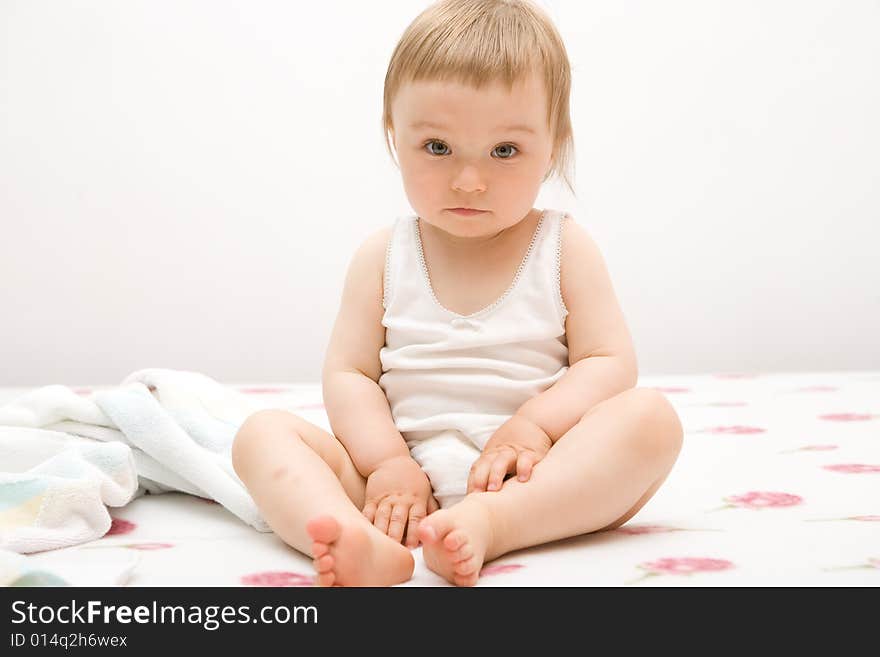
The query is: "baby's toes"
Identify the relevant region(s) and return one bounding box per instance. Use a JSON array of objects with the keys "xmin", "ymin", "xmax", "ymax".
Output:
[
  {"xmin": 453, "ymin": 571, "xmax": 479, "ymax": 587},
  {"xmin": 315, "ymin": 571, "xmax": 336, "ymax": 587},
  {"xmin": 453, "ymin": 554, "xmax": 479, "ymax": 577},
  {"xmin": 311, "ymin": 542, "xmax": 330, "ymax": 558},
  {"xmin": 452, "ymin": 543, "xmax": 474, "ymax": 564},
  {"xmin": 313, "ymin": 554, "xmax": 334, "ymax": 573},
  {"xmin": 443, "ymin": 529, "xmax": 468, "ymax": 552}
]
